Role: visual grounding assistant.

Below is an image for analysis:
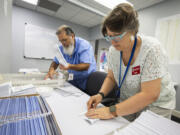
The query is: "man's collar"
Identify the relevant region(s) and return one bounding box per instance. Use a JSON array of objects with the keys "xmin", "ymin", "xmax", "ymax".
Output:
[{"xmin": 72, "ymin": 37, "xmax": 78, "ymax": 55}]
